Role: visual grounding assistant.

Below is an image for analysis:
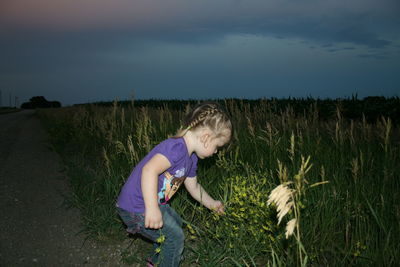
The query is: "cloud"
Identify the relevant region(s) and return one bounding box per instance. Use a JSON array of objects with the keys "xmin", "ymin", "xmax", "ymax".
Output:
[{"xmin": 1, "ymin": 0, "xmax": 399, "ymax": 49}]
